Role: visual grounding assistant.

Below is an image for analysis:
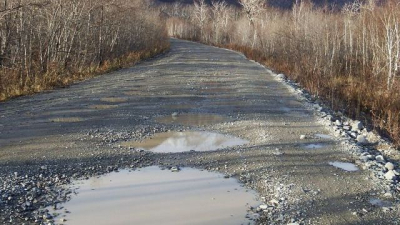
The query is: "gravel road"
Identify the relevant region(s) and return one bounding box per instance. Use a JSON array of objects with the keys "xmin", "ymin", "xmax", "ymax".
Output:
[{"xmin": 0, "ymin": 39, "xmax": 399, "ymax": 224}]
